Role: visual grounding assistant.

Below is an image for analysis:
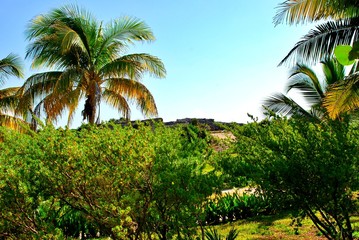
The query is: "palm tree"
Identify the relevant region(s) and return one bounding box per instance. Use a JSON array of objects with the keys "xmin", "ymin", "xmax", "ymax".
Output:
[
  {"xmin": 274, "ymin": 0, "xmax": 359, "ymax": 118},
  {"xmin": 0, "ymin": 54, "xmax": 24, "ymax": 130},
  {"xmin": 21, "ymin": 5, "xmax": 166, "ymax": 126},
  {"xmin": 274, "ymin": 0, "xmax": 359, "ymax": 65},
  {"xmin": 263, "ymin": 58, "xmax": 346, "ymax": 119}
]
